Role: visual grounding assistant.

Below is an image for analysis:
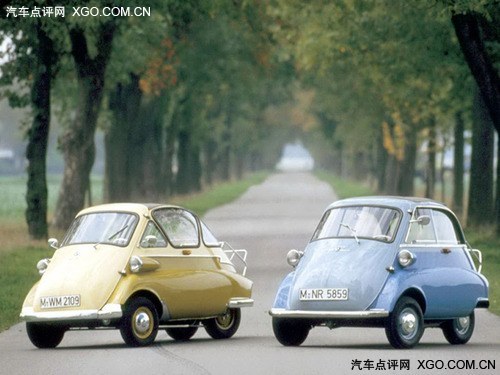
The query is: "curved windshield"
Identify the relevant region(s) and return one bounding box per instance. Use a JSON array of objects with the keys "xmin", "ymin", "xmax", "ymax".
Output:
[
  {"xmin": 62, "ymin": 212, "xmax": 138, "ymax": 247},
  {"xmin": 312, "ymin": 206, "xmax": 401, "ymax": 242}
]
